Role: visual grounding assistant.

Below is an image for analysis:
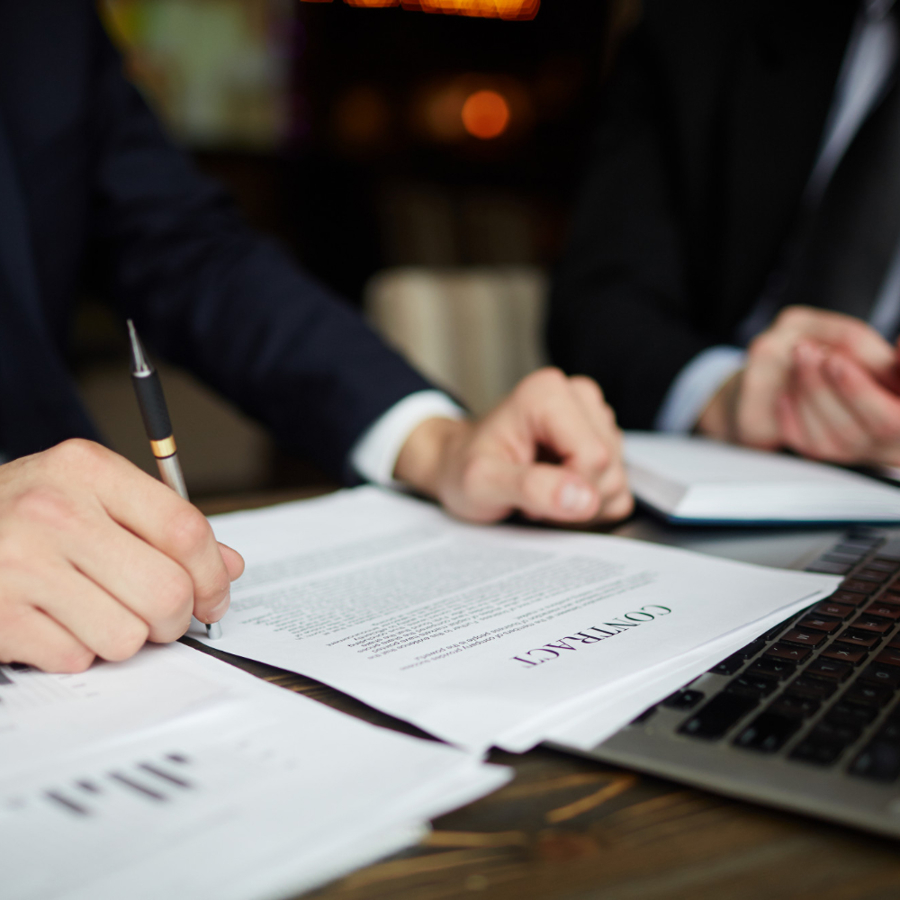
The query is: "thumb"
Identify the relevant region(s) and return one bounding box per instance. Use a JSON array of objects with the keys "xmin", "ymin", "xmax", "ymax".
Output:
[{"xmin": 218, "ymin": 542, "xmax": 245, "ymax": 581}]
